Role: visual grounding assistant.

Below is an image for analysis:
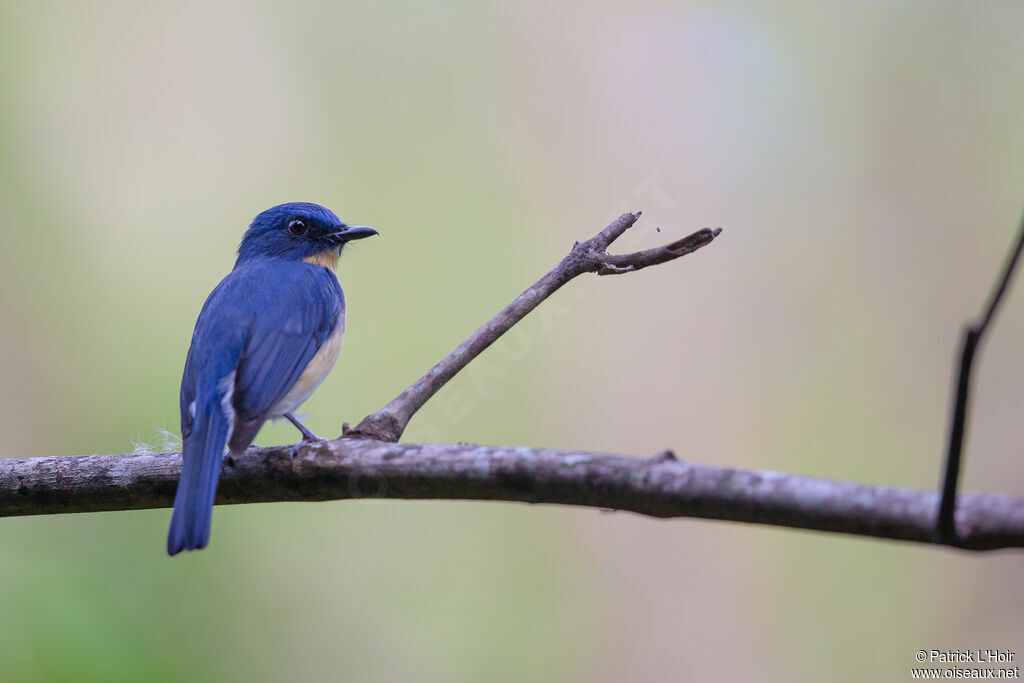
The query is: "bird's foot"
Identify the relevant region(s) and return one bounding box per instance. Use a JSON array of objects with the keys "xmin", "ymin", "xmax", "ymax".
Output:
[
  {"xmin": 288, "ymin": 434, "xmax": 325, "ymax": 462},
  {"xmin": 283, "ymin": 413, "xmax": 325, "ymax": 461}
]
